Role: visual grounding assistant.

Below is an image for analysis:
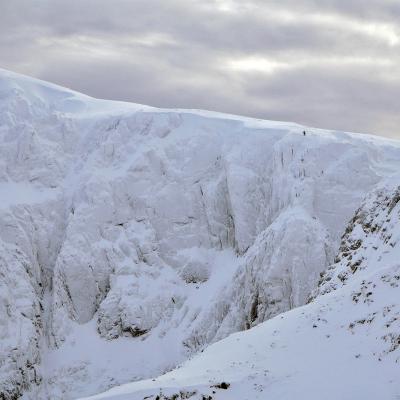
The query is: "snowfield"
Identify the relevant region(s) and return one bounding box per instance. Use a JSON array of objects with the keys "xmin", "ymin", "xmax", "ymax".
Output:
[{"xmin": 0, "ymin": 68, "xmax": 399, "ymax": 400}]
